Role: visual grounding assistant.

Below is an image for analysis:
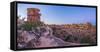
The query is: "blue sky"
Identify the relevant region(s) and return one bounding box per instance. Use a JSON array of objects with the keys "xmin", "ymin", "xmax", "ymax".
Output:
[{"xmin": 18, "ymin": 3, "xmax": 96, "ymax": 25}]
